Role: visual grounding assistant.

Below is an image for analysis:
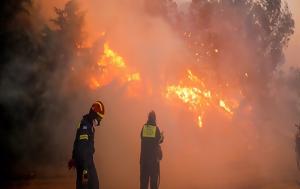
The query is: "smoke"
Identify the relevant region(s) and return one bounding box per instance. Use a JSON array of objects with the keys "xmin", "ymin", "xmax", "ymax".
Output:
[
  {"xmin": 2, "ymin": 0, "xmax": 300, "ymax": 188},
  {"xmin": 67, "ymin": 0, "xmax": 298, "ymax": 188}
]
